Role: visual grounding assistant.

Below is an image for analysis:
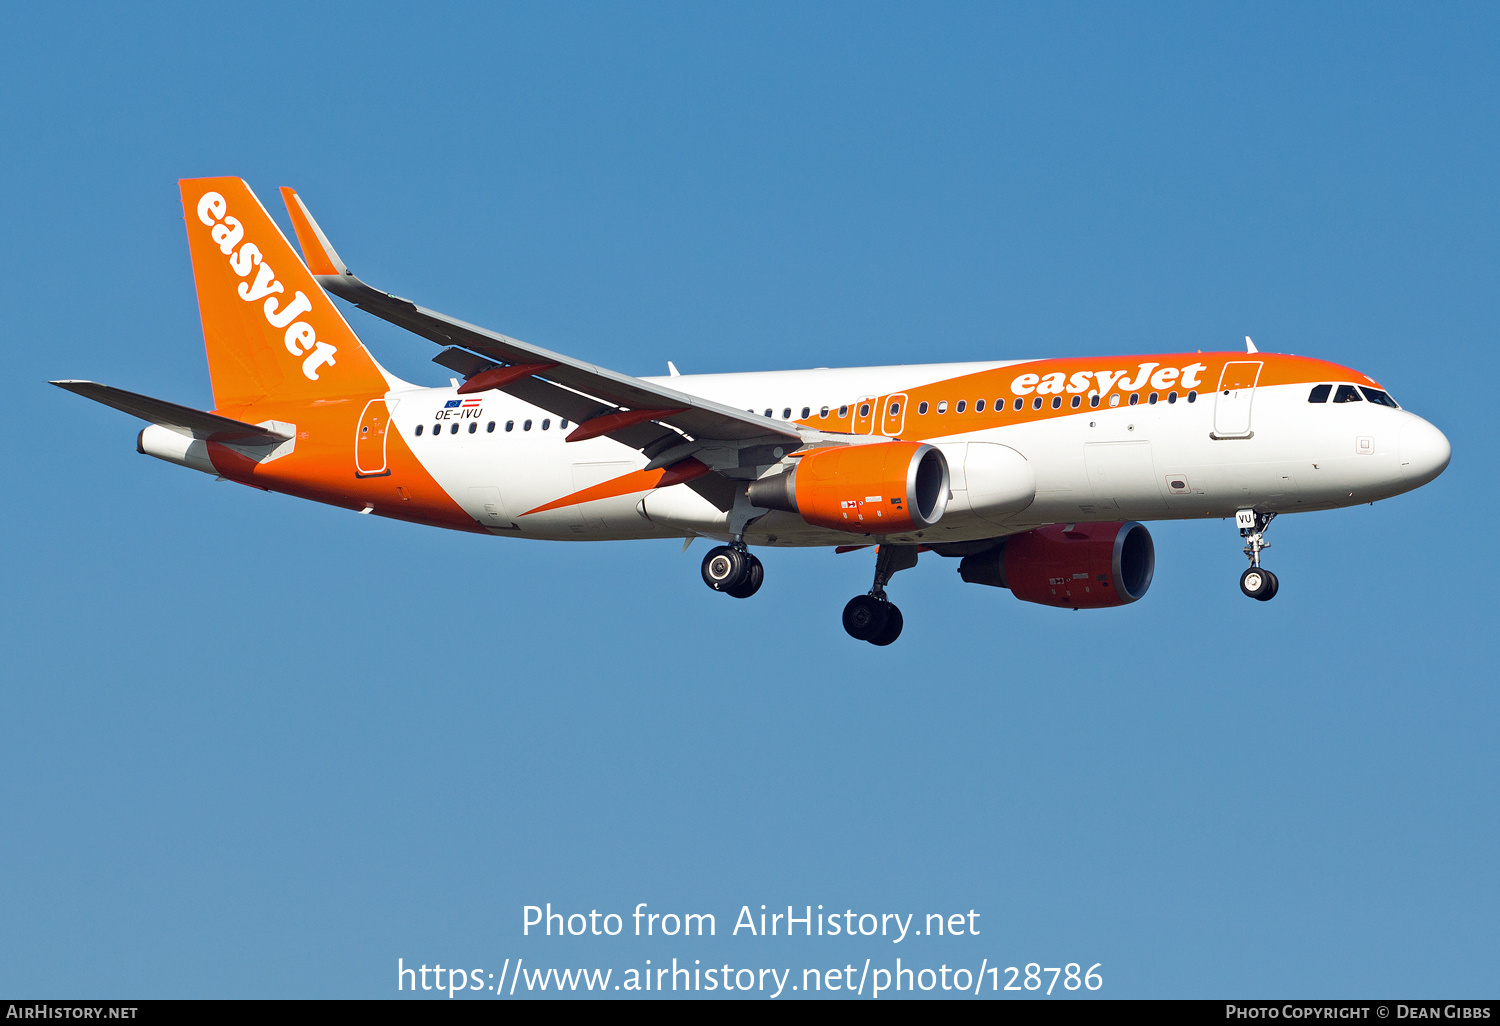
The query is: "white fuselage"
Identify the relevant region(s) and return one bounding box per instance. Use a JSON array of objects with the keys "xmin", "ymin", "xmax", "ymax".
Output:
[{"xmin": 386, "ymin": 360, "xmax": 1450, "ymax": 547}]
